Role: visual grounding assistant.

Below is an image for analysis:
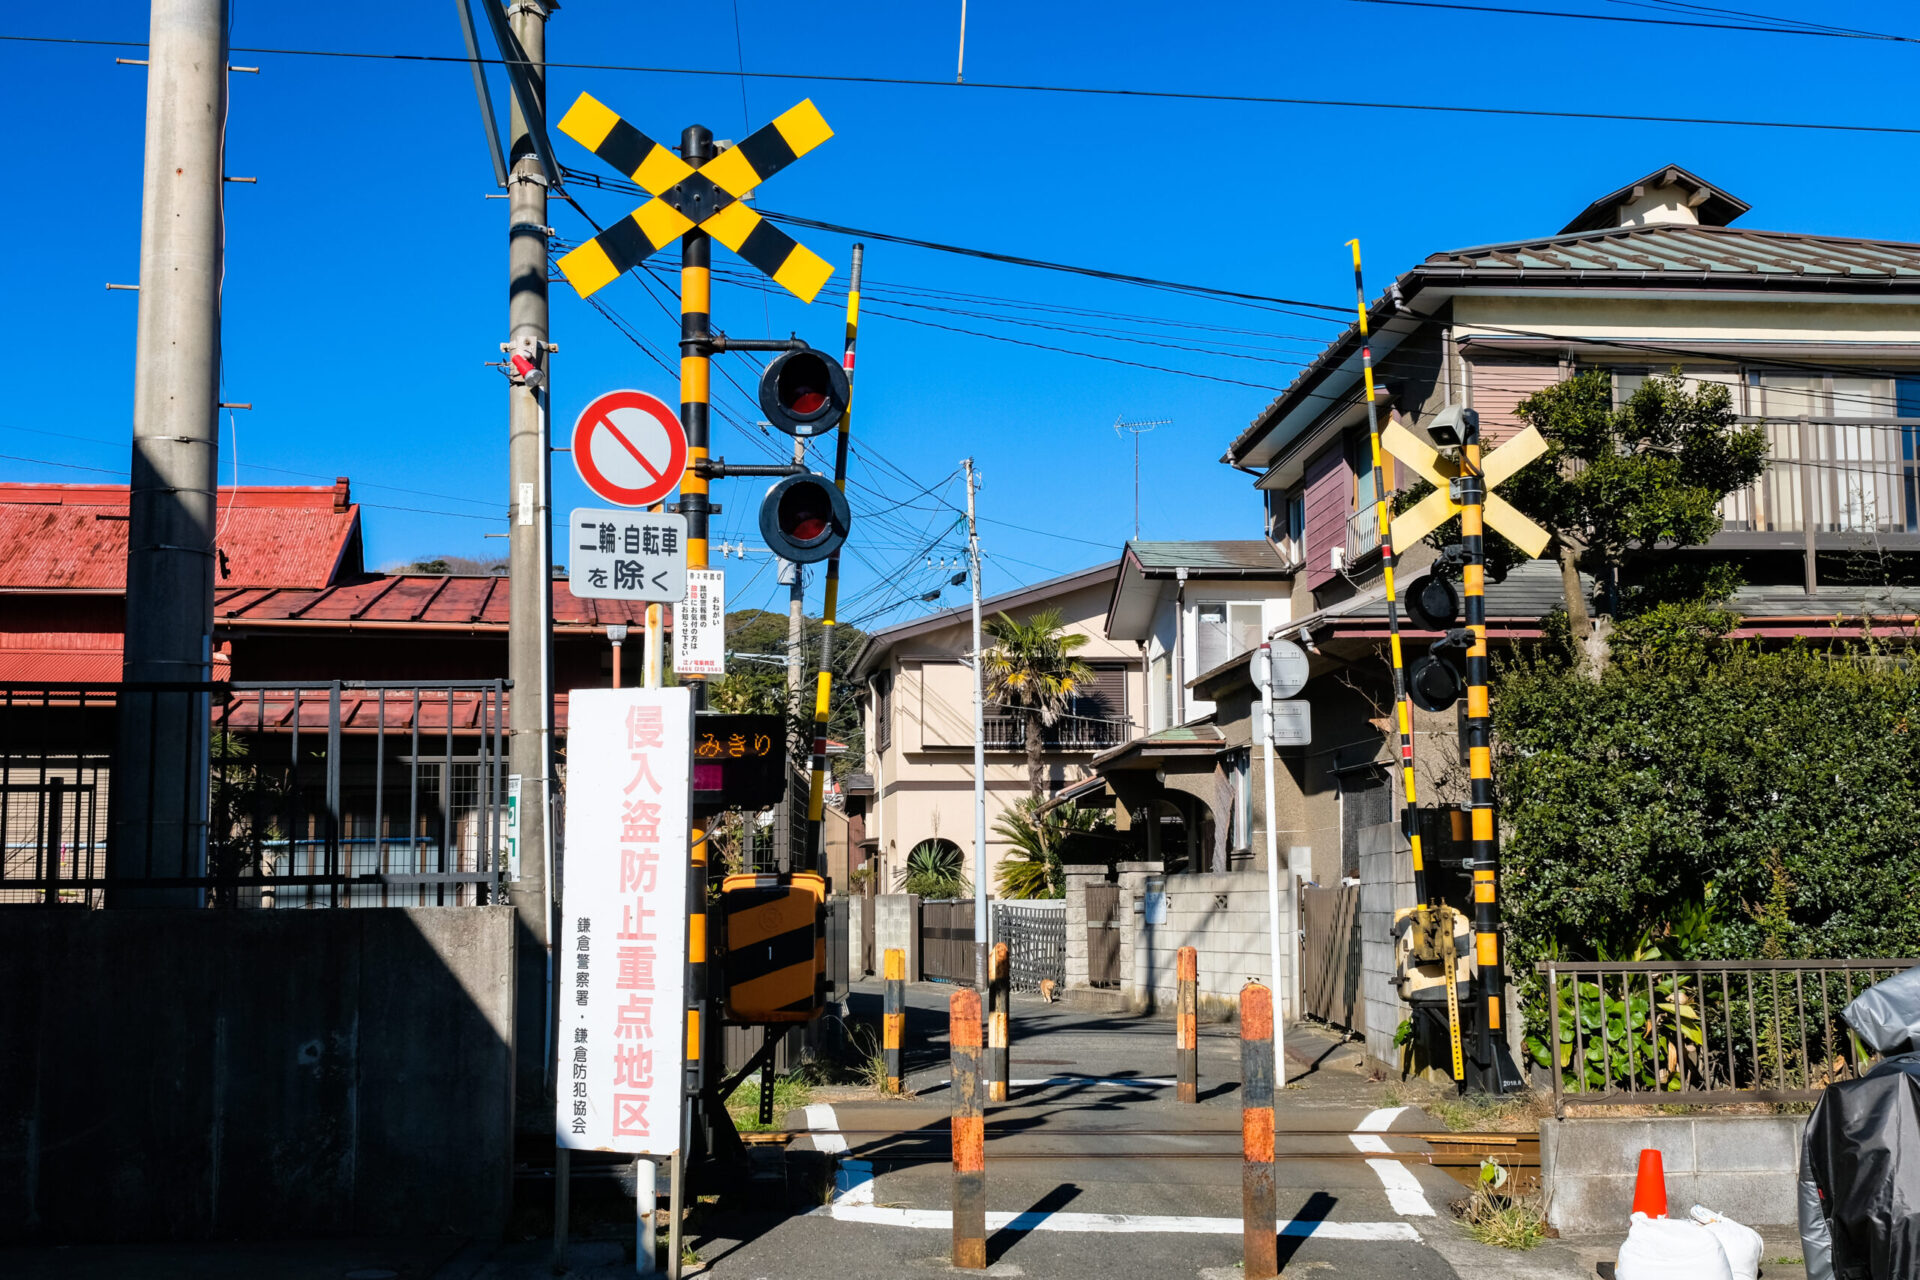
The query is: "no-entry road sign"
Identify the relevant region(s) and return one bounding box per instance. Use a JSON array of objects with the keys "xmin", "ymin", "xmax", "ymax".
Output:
[{"xmin": 573, "ymin": 389, "xmax": 687, "ymax": 508}]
